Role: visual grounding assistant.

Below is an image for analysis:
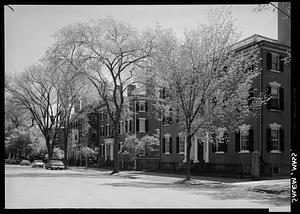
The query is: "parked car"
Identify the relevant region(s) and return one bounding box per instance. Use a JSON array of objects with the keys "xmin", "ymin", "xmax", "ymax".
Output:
[
  {"xmin": 45, "ymin": 160, "xmax": 66, "ymax": 170},
  {"xmin": 32, "ymin": 160, "xmax": 45, "ymax": 168},
  {"xmin": 20, "ymin": 160, "xmax": 31, "ymax": 166}
]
